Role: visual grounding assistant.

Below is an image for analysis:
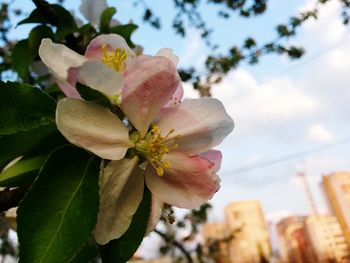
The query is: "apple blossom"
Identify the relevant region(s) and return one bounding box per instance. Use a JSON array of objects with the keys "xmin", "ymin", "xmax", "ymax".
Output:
[{"xmin": 43, "ymin": 34, "xmax": 234, "ymax": 245}]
